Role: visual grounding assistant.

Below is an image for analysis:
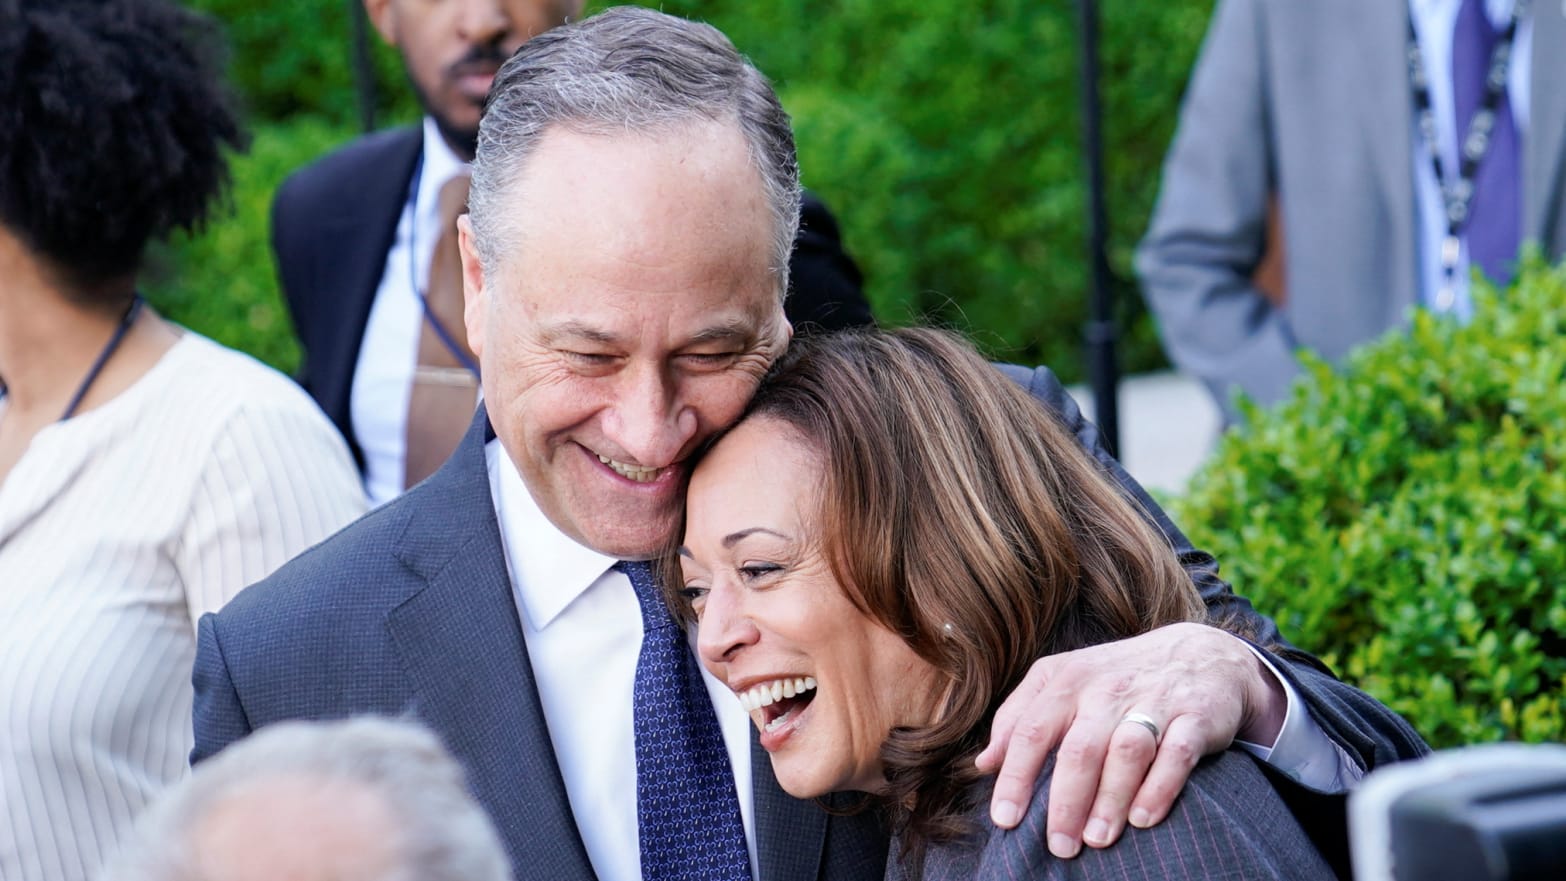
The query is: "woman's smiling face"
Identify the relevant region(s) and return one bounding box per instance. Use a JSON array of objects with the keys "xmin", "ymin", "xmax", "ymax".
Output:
[{"xmin": 681, "ymin": 416, "xmax": 944, "ymax": 798}]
